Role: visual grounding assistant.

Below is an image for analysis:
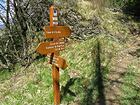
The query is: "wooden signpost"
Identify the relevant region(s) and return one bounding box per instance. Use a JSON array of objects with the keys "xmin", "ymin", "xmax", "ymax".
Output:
[{"xmin": 36, "ymin": 5, "xmax": 71, "ymax": 105}]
